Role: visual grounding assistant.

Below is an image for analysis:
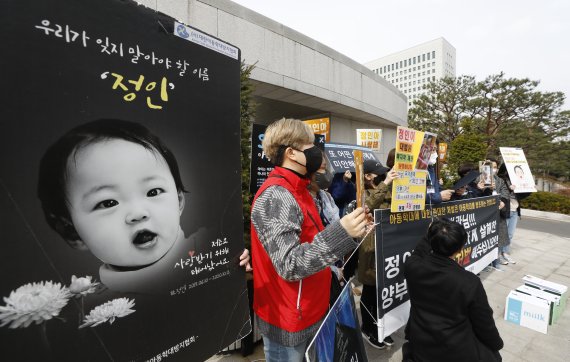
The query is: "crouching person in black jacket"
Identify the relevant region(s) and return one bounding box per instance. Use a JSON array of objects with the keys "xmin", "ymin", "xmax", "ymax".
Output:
[{"xmin": 403, "ymin": 218, "xmax": 503, "ymax": 362}]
